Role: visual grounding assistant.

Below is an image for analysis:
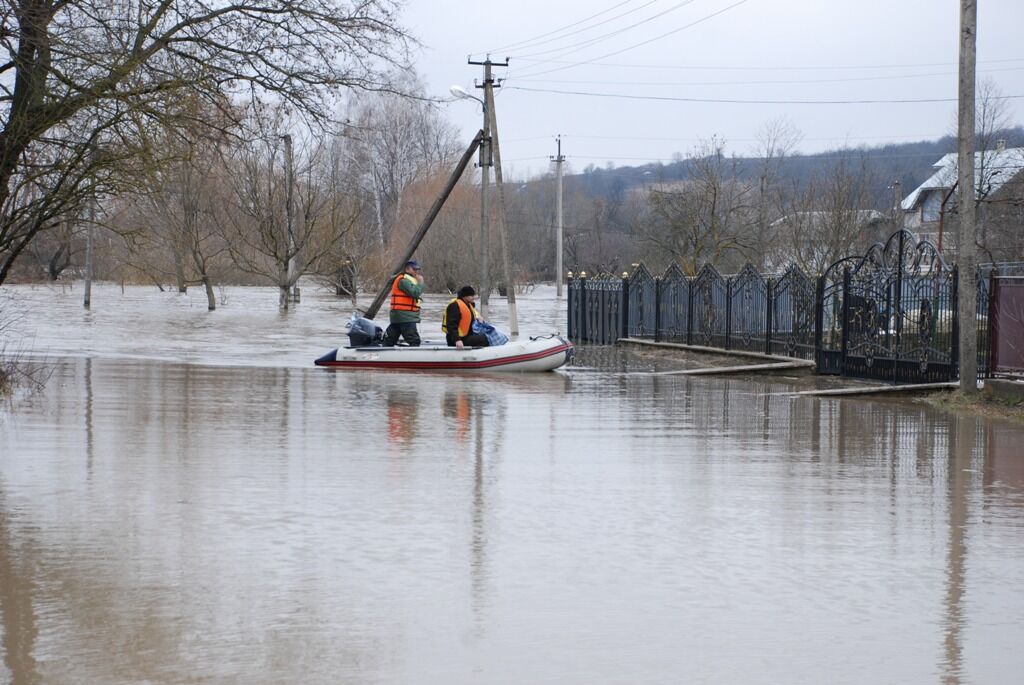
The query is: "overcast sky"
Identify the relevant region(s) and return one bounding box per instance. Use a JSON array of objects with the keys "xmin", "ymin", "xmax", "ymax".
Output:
[{"xmin": 401, "ymin": 0, "xmax": 1024, "ymax": 178}]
